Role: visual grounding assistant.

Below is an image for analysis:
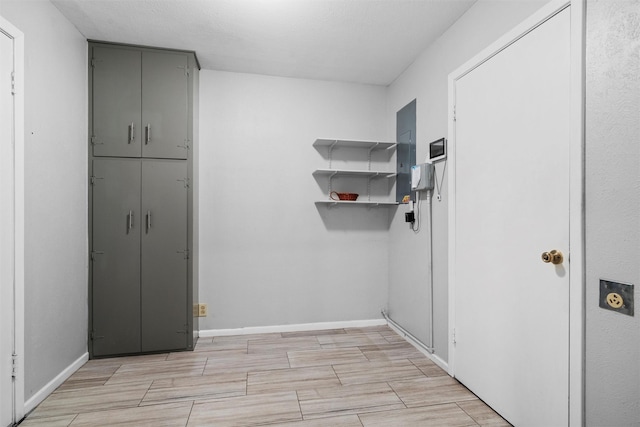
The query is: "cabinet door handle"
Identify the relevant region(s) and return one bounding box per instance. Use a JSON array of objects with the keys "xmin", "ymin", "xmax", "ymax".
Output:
[
  {"xmin": 128, "ymin": 122, "xmax": 135, "ymax": 144},
  {"xmin": 145, "ymin": 124, "xmax": 151, "ymax": 145},
  {"xmin": 146, "ymin": 210, "xmax": 151, "ymax": 233},
  {"xmin": 127, "ymin": 210, "xmax": 133, "ymax": 234}
]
